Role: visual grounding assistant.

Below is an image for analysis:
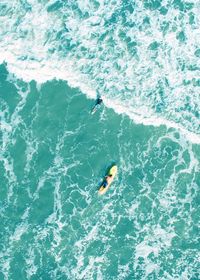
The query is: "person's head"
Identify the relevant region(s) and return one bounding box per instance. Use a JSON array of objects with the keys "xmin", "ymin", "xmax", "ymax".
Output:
[{"xmin": 108, "ymin": 174, "xmax": 112, "ymax": 177}]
